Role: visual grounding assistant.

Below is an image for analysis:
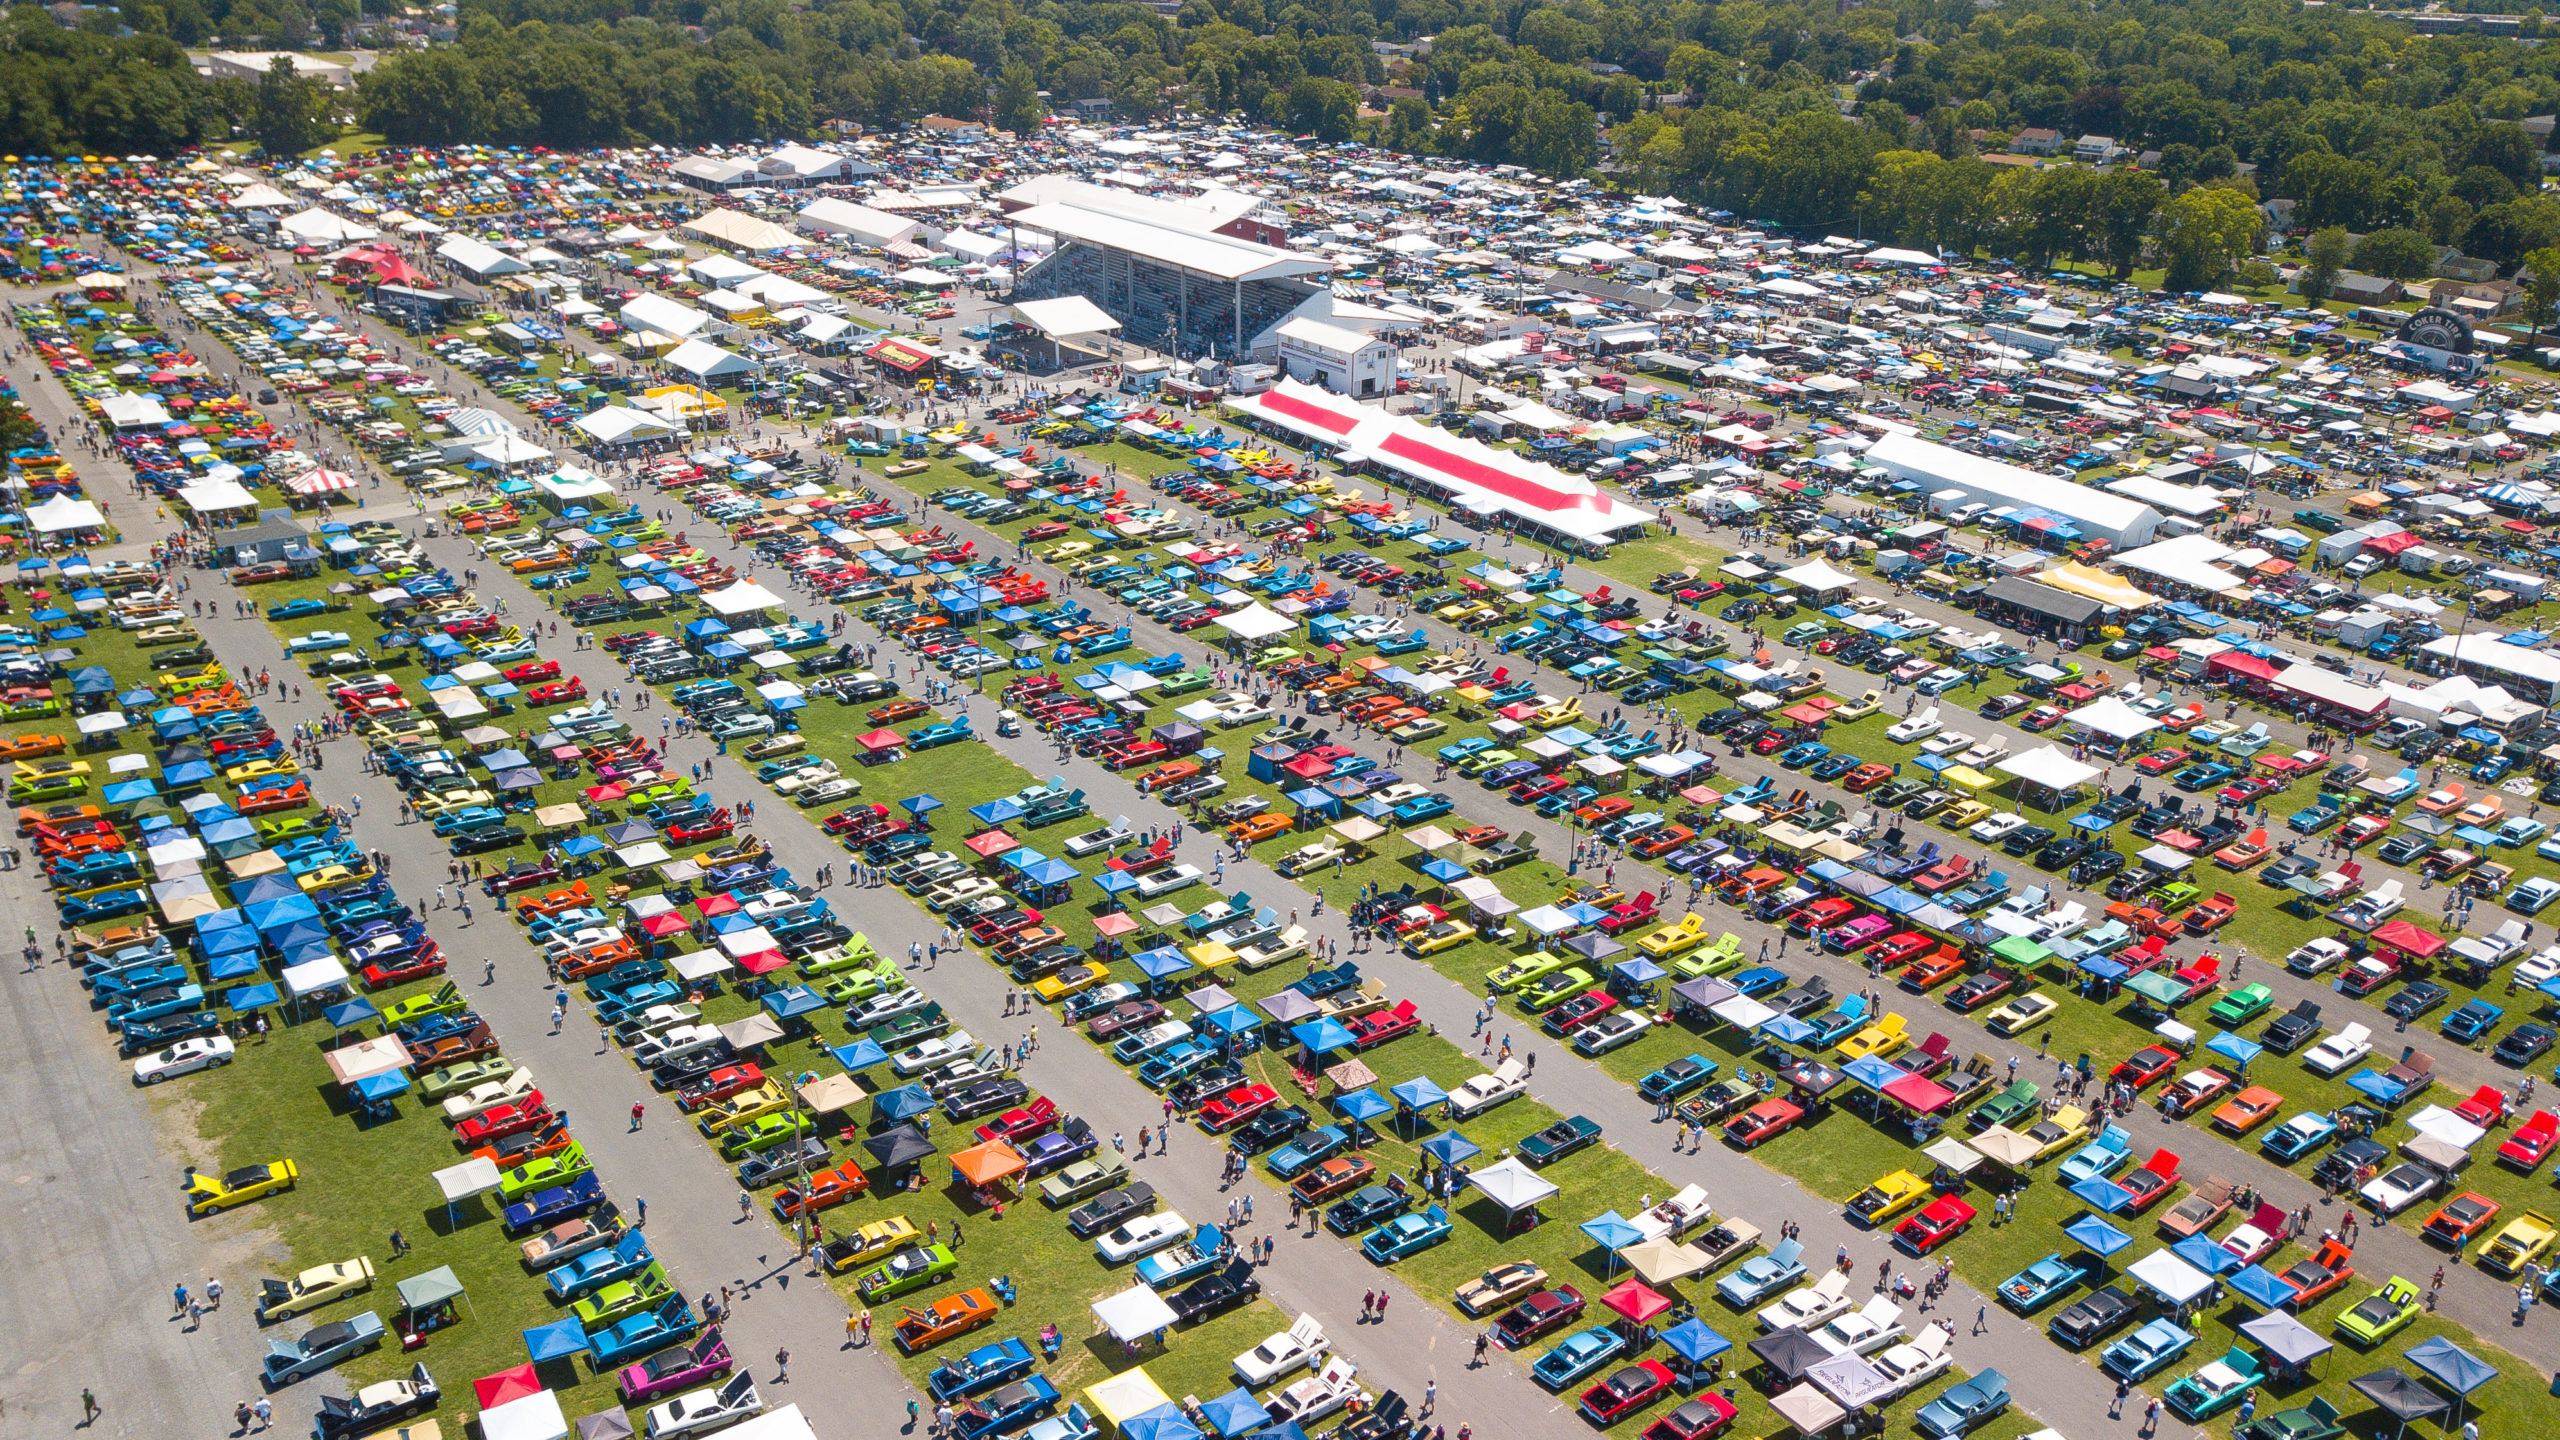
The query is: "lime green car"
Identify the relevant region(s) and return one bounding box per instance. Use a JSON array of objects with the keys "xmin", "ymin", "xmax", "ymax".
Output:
[
  {"xmin": 718, "ymin": 1110, "xmax": 816, "ymax": 1159},
  {"xmin": 1671, "ymin": 935, "xmax": 1746, "ymax": 979},
  {"xmin": 497, "ymin": 1145, "xmax": 593, "ymax": 1200},
  {"xmin": 7, "ymin": 772, "xmax": 86, "ymax": 803},
  {"xmin": 1455, "ymin": 749, "xmax": 1519, "ymax": 777},
  {"xmin": 2333, "ymin": 1277, "xmax": 2421, "ymax": 1346},
  {"xmin": 571, "ymin": 1267, "xmax": 674, "ymax": 1327},
  {"xmin": 1486, "ymin": 951, "xmax": 1569, "ymax": 994},
  {"xmin": 856, "ymin": 1243, "xmax": 959, "ymax": 1301},
  {"xmin": 1518, "ymin": 967, "xmax": 1597, "ymax": 1011},
  {"xmin": 380, "ymin": 982, "xmax": 467, "ymax": 1028}
]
